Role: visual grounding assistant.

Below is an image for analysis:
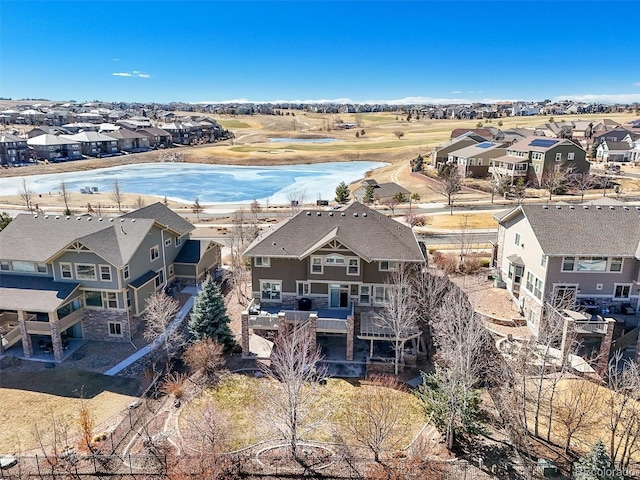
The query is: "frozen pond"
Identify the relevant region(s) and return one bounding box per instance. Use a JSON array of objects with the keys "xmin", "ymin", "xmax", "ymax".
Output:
[
  {"xmin": 0, "ymin": 161, "xmax": 387, "ymax": 205},
  {"xmin": 268, "ymin": 137, "xmax": 339, "ymax": 143}
]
